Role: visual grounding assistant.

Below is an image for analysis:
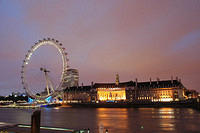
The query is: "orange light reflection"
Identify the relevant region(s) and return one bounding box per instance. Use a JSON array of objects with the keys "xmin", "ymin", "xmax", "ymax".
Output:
[
  {"xmin": 96, "ymin": 108, "xmax": 128, "ymax": 131},
  {"xmin": 158, "ymin": 108, "xmax": 175, "ymax": 131}
]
